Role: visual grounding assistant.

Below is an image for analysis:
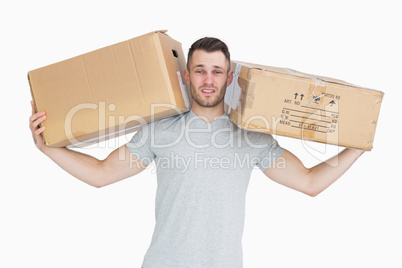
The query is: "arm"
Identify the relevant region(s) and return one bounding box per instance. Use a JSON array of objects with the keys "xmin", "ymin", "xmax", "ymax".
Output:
[
  {"xmin": 264, "ymin": 148, "xmax": 364, "ymax": 197},
  {"xmin": 29, "ymin": 101, "xmax": 147, "ymax": 188}
]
